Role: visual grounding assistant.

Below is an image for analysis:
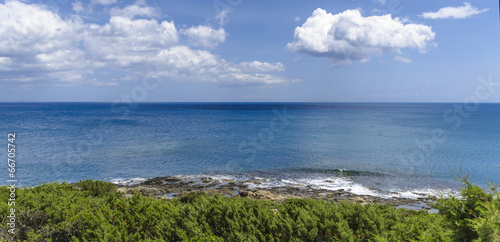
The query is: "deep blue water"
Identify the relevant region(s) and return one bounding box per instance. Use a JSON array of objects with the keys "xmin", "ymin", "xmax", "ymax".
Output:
[{"xmin": 1, "ymin": 103, "xmax": 499, "ymax": 197}]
